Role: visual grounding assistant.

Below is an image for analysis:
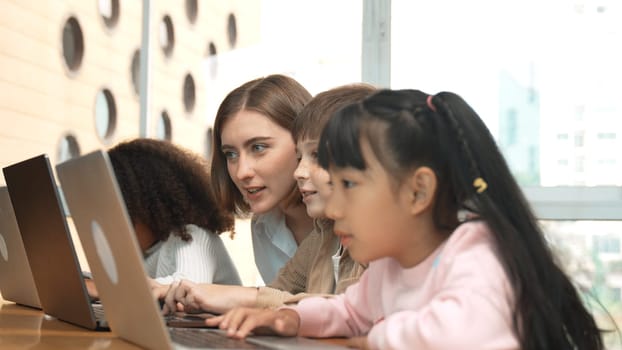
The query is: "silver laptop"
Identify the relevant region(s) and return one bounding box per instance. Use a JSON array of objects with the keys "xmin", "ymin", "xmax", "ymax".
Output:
[
  {"xmin": 0, "ymin": 186, "xmax": 41, "ymax": 309},
  {"xmin": 2, "ymin": 154, "xmax": 108, "ymax": 331},
  {"xmin": 57, "ymin": 149, "xmax": 346, "ymax": 350}
]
